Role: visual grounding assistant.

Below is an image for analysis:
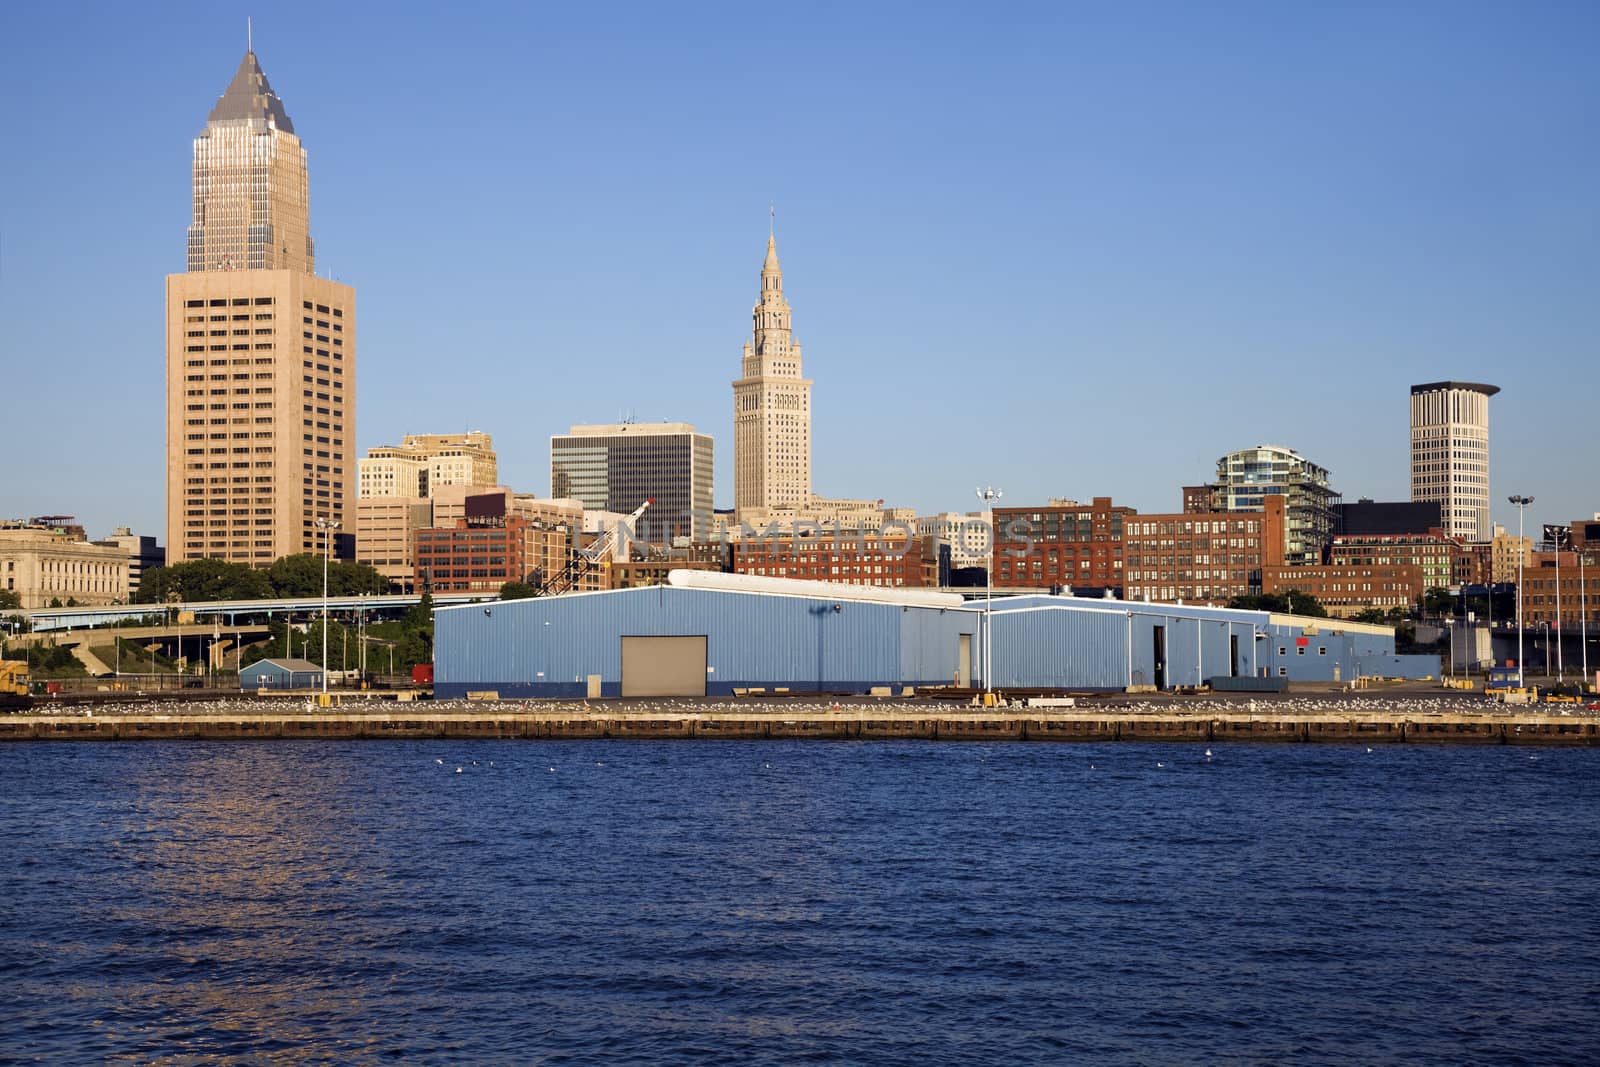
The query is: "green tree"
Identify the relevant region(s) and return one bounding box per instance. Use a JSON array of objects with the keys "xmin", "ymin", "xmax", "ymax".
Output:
[
  {"xmin": 1422, "ymin": 587, "xmax": 1455, "ymax": 618},
  {"xmin": 136, "ymin": 559, "xmax": 272, "ymax": 603},
  {"xmin": 499, "ymin": 581, "xmax": 537, "ymax": 600},
  {"xmin": 0, "ymin": 590, "xmax": 20, "ymax": 610},
  {"xmin": 267, "ymin": 554, "xmax": 394, "ymax": 598},
  {"xmin": 1351, "ymin": 607, "xmax": 1400, "ymax": 625},
  {"xmin": 266, "ymin": 554, "xmax": 325, "ymax": 598},
  {"xmin": 1228, "ymin": 590, "xmax": 1328, "ymax": 618}
]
